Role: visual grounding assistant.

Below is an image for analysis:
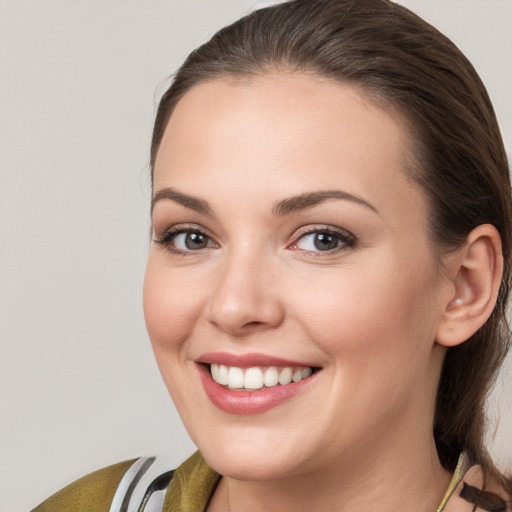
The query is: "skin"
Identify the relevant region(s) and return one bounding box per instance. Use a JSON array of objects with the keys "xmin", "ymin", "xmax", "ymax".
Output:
[{"xmin": 144, "ymin": 74, "xmax": 458, "ymax": 511}]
